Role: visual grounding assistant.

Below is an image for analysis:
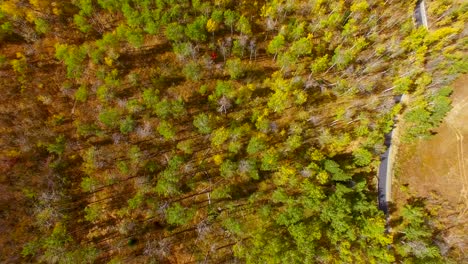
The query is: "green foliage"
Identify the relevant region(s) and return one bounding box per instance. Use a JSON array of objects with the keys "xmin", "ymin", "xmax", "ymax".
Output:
[
  {"xmin": 393, "ymin": 76, "xmax": 413, "ymax": 93},
  {"xmin": 10, "ymin": 56, "xmax": 27, "ymax": 74},
  {"xmin": 177, "ymin": 139, "xmax": 193, "ymax": 154},
  {"xmin": 142, "ymin": 88, "xmax": 159, "ymax": 107},
  {"xmin": 430, "ymin": 87, "xmax": 453, "ymax": 123},
  {"xmin": 225, "ymin": 58, "xmax": 244, "ymax": 79},
  {"xmin": 267, "ymin": 34, "xmax": 286, "ymax": 57},
  {"xmin": 54, "ymin": 44, "xmax": 88, "ymax": 78},
  {"xmin": 62, "ymin": 246, "xmax": 100, "ymax": 264},
  {"xmin": 185, "ymin": 16, "xmax": 208, "ymax": 42},
  {"xmin": 158, "ymin": 120, "xmax": 176, "ymax": 140},
  {"xmin": 154, "ymin": 99, "xmax": 171, "ymax": 118},
  {"xmin": 222, "ymin": 217, "xmax": 243, "ymax": 235},
  {"xmin": 394, "ymin": 203, "xmax": 444, "ymax": 262},
  {"xmin": 211, "ymin": 10, "xmax": 223, "ymax": 23},
  {"xmin": 75, "ymin": 85, "xmax": 88, "ymax": 102},
  {"xmin": 183, "ymin": 61, "xmax": 203, "ymax": 81},
  {"xmin": 276, "ymin": 206, "xmax": 303, "ymax": 226},
  {"xmin": 285, "ymin": 134, "xmax": 302, "ymax": 151},
  {"xmin": 403, "ymin": 87, "xmax": 453, "ymax": 141},
  {"xmin": 96, "ymin": 85, "xmax": 112, "ymax": 102},
  {"xmin": 126, "ymin": 99, "xmax": 142, "ymax": 114},
  {"xmin": 120, "ymin": 116, "xmax": 135, "ymax": 134},
  {"xmin": 166, "ymin": 203, "xmax": 194, "ymax": 226},
  {"xmin": 0, "ymin": 21, "xmax": 13, "ymax": 36},
  {"xmin": 220, "ymin": 159, "xmax": 236, "ymax": 178},
  {"xmin": 84, "ymin": 205, "xmax": 100, "ymax": 222},
  {"xmin": 129, "ymin": 145, "xmax": 141, "ymax": 166},
  {"xmin": 247, "ymin": 136, "xmax": 266, "ymax": 155},
  {"xmin": 3, "ymin": 1, "xmax": 464, "ymax": 263},
  {"xmin": 75, "ymin": 0, "xmax": 93, "ymax": 16},
  {"xmin": 173, "ymin": 42, "xmax": 193, "ymax": 60},
  {"xmin": 21, "ymin": 240, "xmax": 39, "ymax": 257},
  {"xmin": 46, "ymin": 135, "xmax": 66, "ymax": 156},
  {"xmin": 350, "ymin": 0, "xmax": 369, "ymax": 12},
  {"xmin": 261, "ymin": 148, "xmax": 279, "ymax": 171},
  {"xmin": 236, "ymin": 15, "xmax": 251, "ymax": 36},
  {"xmin": 0, "ymin": 54, "xmax": 6, "ymax": 66},
  {"xmin": 126, "ymin": 29, "xmax": 144, "ymax": 48},
  {"xmin": 128, "ymin": 192, "xmax": 144, "ymax": 210},
  {"xmin": 332, "ymin": 46, "xmax": 354, "ymax": 70},
  {"xmin": 211, "ymin": 185, "xmax": 231, "ymax": 199},
  {"xmin": 172, "ymin": 99, "xmax": 186, "ymax": 117},
  {"xmin": 96, "ymin": 32, "xmax": 119, "ymax": 50},
  {"xmin": 215, "ymin": 80, "xmax": 234, "ymax": 98},
  {"xmin": 211, "ymin": 127, "xmax": 230, "ymax": 147},
  {"xmin": 324, "ymin": 159, "xmax": 351, "ymax": 181},
  {"xmin": 80, "ymin": 177, "xmax": 99, "ymax": 192},
  {"xmin": 231, "ymin": 39, "xmax": 243, "ymax": 57},
  {"xmin": 224, "ymin": 10, "xmax": 238, "ymax": 34},
  {"xmin": 74, "ymin": 14, "xmax": 92, "ymax": 33},
  {"xmin": 289, "ymin": 37, "xmax": 312, "ymax": 57},
  {"xmin": 34, "ymin": 18, "xmax": 49, "ymax": 34},
  {"xmin": 98, "ymin": 108, "xmax": 120, "ymax": 127},
  {"xmin": 117, "ymin": 160, "xmax": 130, "ymax": 174},
  {"xmin": 165, "ymin": 22, "xmax": 185, "ymax": 42},
  {"xmin": 193, "ymin": 113, "xmax": 212, "ymax": 134},
  {"xmin": 289, "ymin": 21, "xmax": 306, "ymax": 40},
  {"xmin": 353, "ymin": 147, "xmax": 373, "ymax": 166},
  {"xmin": 43, "ymin": 223, "xmax": 72, "ymax": 250}
]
